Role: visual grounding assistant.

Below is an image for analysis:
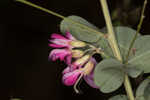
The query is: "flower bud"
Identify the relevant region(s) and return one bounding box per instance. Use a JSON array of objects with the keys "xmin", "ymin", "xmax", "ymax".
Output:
[
  {"xmin": 71, "ymin": 50, "xmax": 84, "ymax": 58},
  {"xmin": 74, "ymin": 55, "xmax": 90, "ymax": 66},
  {"xmin": 82, "ymin": 60, "xmax": 94, "ymax": 75},
  {"xmin": 70, "ymin": 40, "xmax": 86, "ymax": 47}
]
